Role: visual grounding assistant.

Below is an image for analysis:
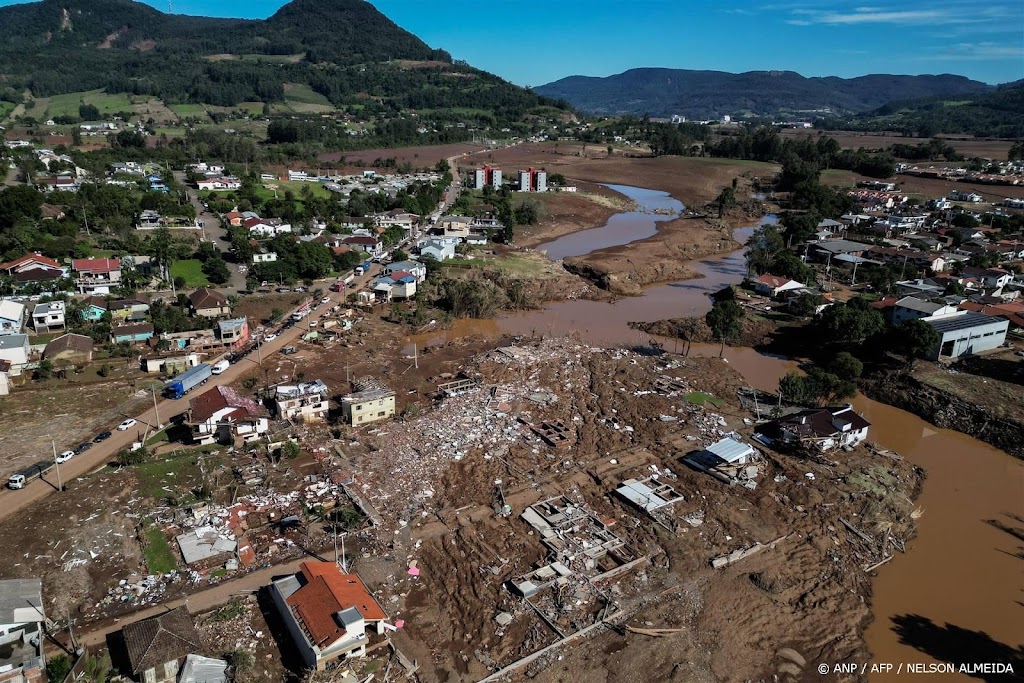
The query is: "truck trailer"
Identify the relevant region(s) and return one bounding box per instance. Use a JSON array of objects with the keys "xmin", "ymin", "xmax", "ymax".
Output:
[
  {"xmin": 165, "ymin": 363, "xmax": 213, "ymax": 399},
  {"xmin": 8, "ymin": 461, "xmax": 55, "ymax": 489}
]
